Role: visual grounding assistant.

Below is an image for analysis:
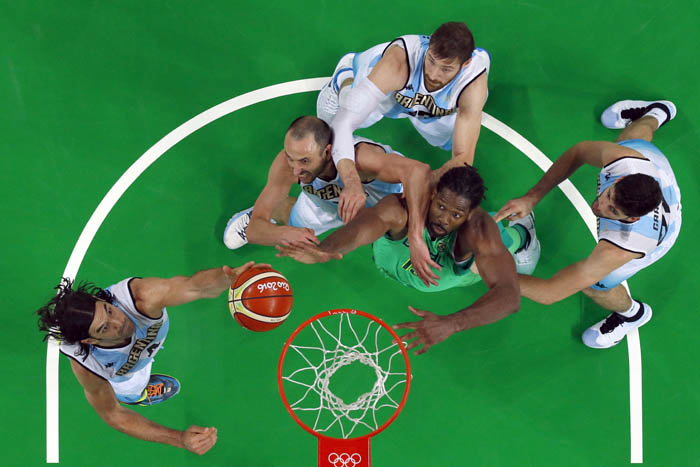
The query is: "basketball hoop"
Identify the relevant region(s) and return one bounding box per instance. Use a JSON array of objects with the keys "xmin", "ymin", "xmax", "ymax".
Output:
[{"xmin": 278, "ymin": 309, "xmax": 411, "ymax": 467}]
